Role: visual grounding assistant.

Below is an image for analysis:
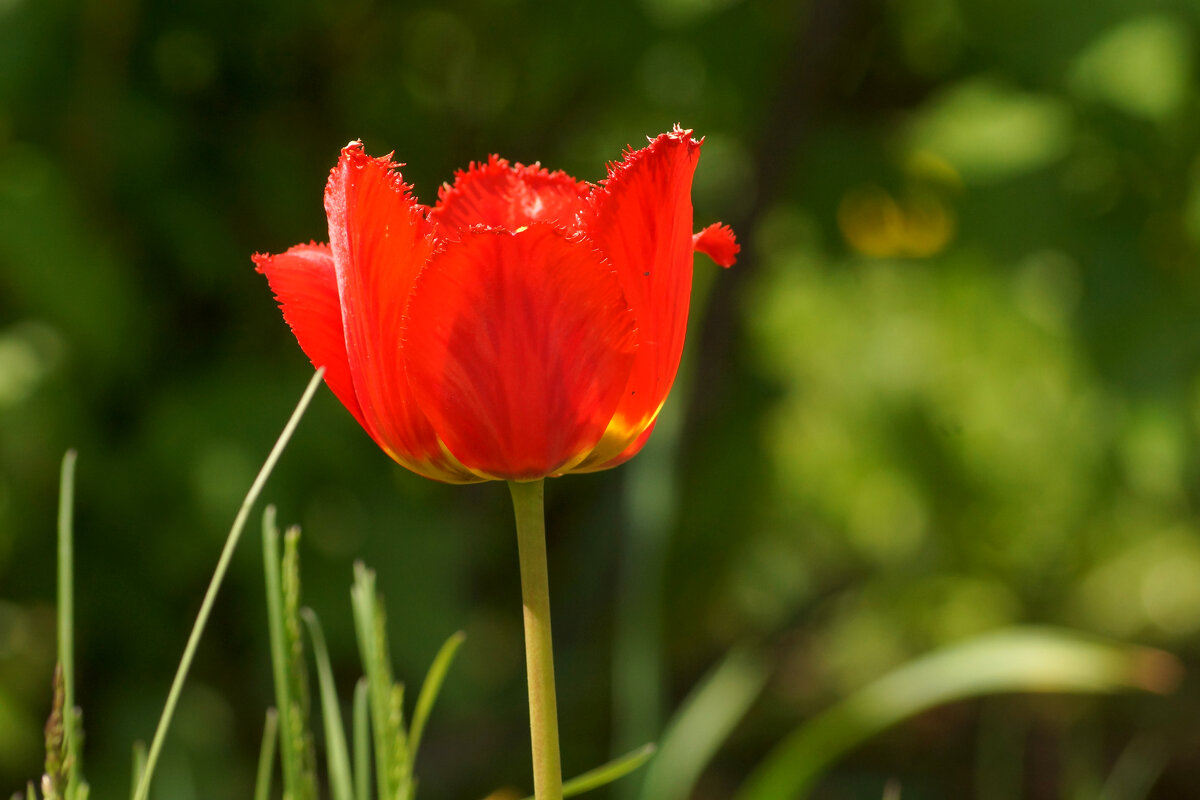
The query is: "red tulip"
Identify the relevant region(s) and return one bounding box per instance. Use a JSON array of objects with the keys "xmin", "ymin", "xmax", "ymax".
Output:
[{"xmin": 254, "ymin": 127, "xmax": 738, "ymax": 483}]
